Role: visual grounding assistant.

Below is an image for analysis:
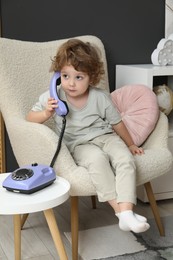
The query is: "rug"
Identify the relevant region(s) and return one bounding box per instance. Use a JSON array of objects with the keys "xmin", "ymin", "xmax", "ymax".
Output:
[{"xmin": 64, "ymin": 215, "xmax": 173, "ymax": 260}]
